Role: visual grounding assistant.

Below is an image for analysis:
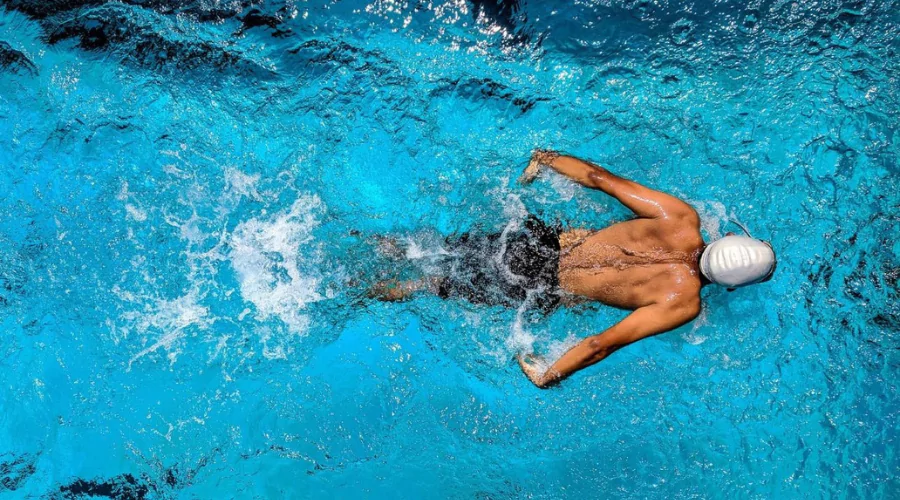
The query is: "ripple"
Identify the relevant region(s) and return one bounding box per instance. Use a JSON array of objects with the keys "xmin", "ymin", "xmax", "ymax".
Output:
[
  {"xmin": 670, "ymin": 18, "xmax": 696, "ymax": 46},
  {"xmin": 762, "ymin": 1, "xmax": 818, "ymax": 44},
  {"xmin": 649, "ymin": 58, "xmax": 694, "ymax": 99}
]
